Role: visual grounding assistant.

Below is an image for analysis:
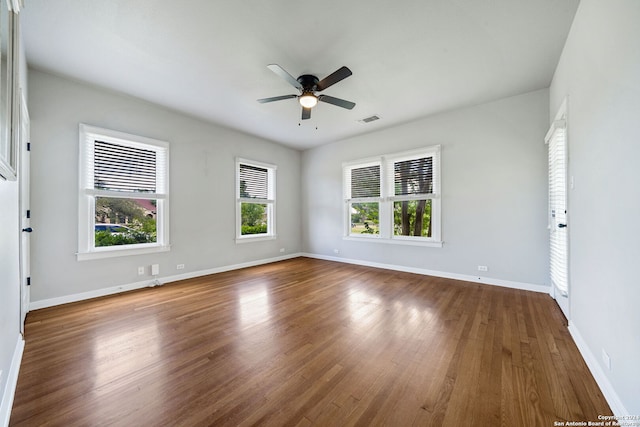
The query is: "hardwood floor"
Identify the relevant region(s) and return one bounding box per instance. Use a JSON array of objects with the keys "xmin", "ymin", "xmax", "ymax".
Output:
[{"xmin": 10, "ymin": 257, "xmax": 610, "ymax": 426}]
